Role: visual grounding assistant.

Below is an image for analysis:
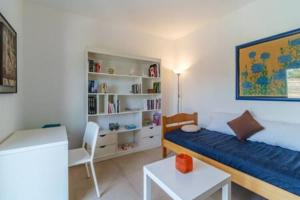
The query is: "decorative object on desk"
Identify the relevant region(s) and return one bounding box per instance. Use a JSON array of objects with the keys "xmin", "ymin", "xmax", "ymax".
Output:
[
  {"xmin": 153, "ymin": 112, "xmax": 161, "ymax": 126},
  {"xmin": 100, "ymin": 82, "xmax": 107, "ymax": 93},
  {"xmin": 176, "ymin": 153, "xmax": 193, "ymax": 173},
  {"xmin": 236, "ymin": 28, "xmax": 300, "ymax": 101},
  {"xmin": 0, "ymin": 12, "xmax": 17, "ymax": 93},
  {"xmin": 125, "ymin": 124, "xmax": 137, "ymax": 130},
  {"xmin": 107, "ymin": 67, "xmax": 115, "ymax": 74},
  {"xmin": 149, "ymin": 64, "xmax": 159, "ymax": 77},
  {"xmin": 131, "ymin": 83, "xmax": 141, "ymax": 94},
  {"xmin": 153, "ymin": 82, "xmax": 160, "ymax": 93}
]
